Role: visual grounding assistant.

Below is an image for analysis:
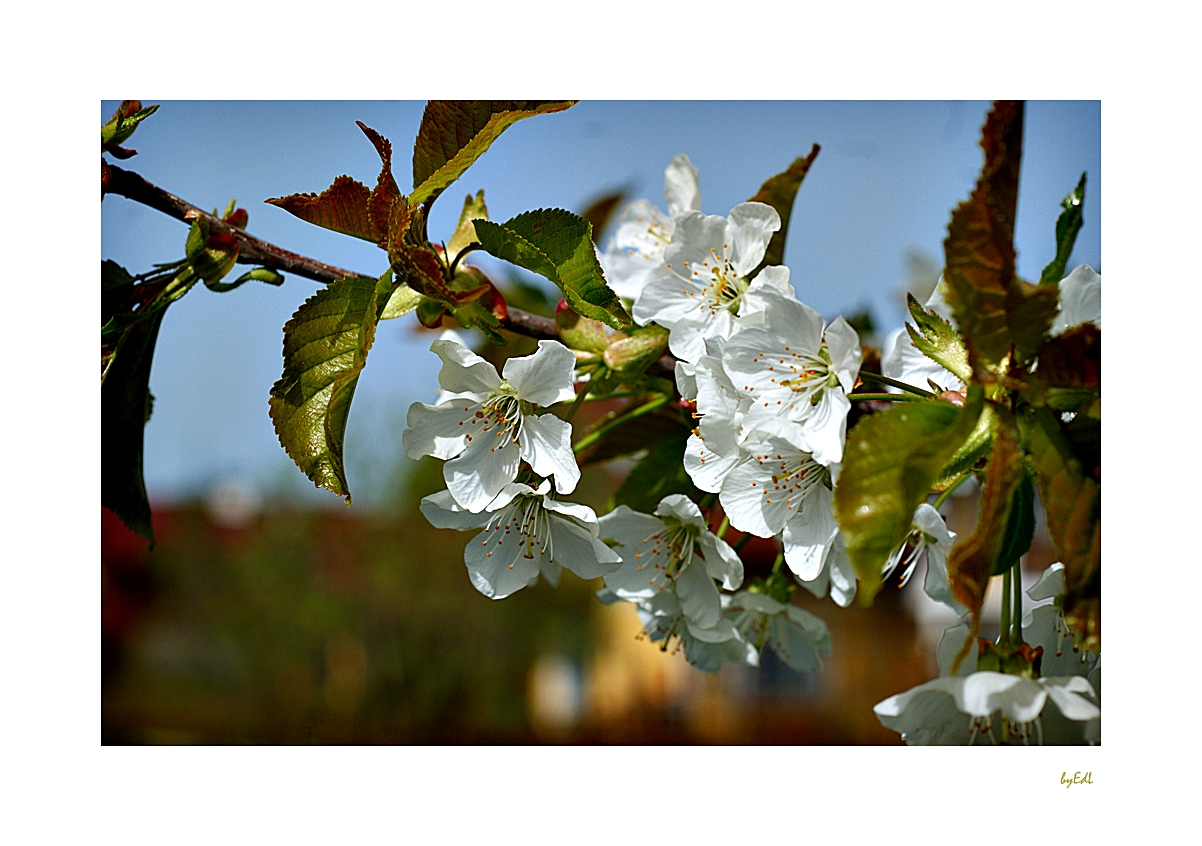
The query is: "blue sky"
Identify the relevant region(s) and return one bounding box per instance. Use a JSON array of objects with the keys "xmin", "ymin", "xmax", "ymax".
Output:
[{"xmin": 101, "ymin": 100, "xmax": 1100, "ymax": 507}]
